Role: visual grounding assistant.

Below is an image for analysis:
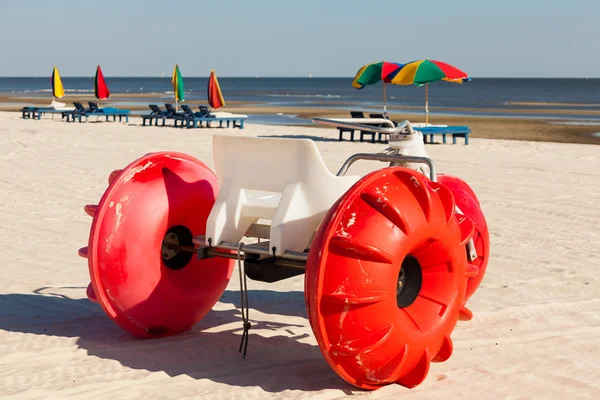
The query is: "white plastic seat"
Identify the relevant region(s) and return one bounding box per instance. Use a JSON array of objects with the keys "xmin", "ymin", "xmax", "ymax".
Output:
[
  {"xmin": 240, "ymin": 190, "xmax": 281, "ymax": 219},
  {"xmin": 205, "ymin": 135, "xmax": 361, "ymax": 256}
]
